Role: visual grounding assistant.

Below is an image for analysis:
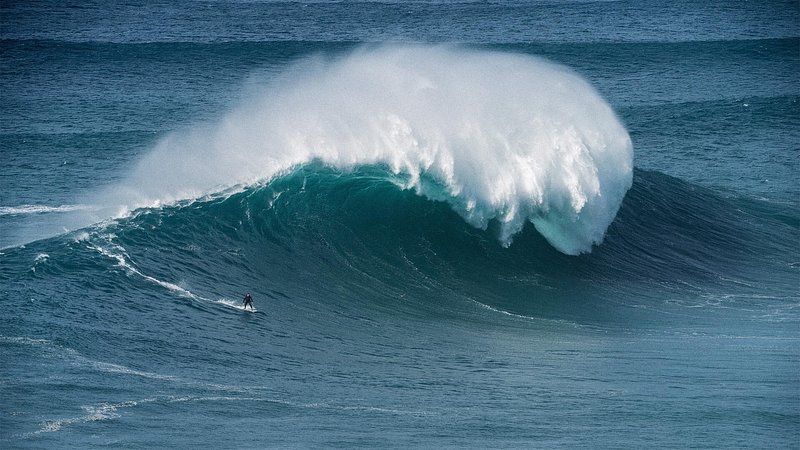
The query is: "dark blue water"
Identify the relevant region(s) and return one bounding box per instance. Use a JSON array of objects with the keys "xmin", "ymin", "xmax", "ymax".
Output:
[{"xmin": 2, "ymin": 1, "xmax": 799, "ymax": 448}]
